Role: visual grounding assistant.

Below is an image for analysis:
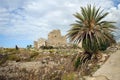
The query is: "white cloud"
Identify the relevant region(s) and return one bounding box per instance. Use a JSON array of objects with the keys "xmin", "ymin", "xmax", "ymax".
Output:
[
  {"xmin": 107, "ymin": 4, "xmax": 120, "ymax": 25},
  {"xmin": 0, "ymin": 0, "xmax": 120, "ymax": 42}
]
